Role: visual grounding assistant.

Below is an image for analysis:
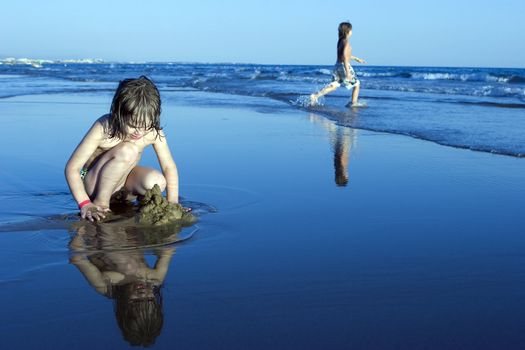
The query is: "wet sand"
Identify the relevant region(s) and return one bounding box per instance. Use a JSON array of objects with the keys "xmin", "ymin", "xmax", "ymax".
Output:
[{"xmin": 1, "ymin": 91, "xmax": 525, "ymax": 349}]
